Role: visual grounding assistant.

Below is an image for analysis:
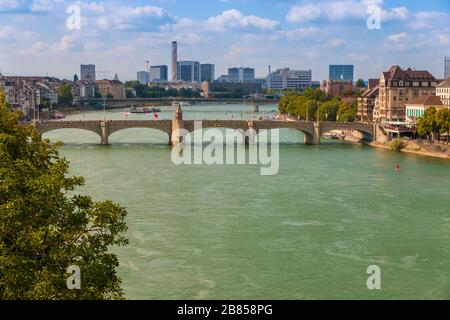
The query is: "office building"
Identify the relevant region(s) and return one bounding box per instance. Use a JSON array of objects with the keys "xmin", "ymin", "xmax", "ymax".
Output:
[
  {"xmin": 171, "ymin": 41, "xmax": 177, "ymax": 82},
  {"xmin": 150, "ymin": 65, "xmax": 168, "ymax": 82},
  {"xmin": 266, "ymin": 68, "xmax": 312, "ymax": 91},
  {"xmin": 329, "ymin": 65, "xmax": 354, "ymax": 82},
  {"xmin": 200, "ymin": 64, "xmax": 215, "ymax": 82},
  {"xmin": 228, "ymin": 67, "xmax": 255, "ymax": 83},
  {"xmin": 81, "ymin": 64, "xmax": 96, "ymax": 81},
  {"xmin": 177, "ymin": 61, "xmax": 200, "ymax": 82},
  {"xmin": 137, "ymin": 71, "xmax": 150, "ymax": 84}
]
